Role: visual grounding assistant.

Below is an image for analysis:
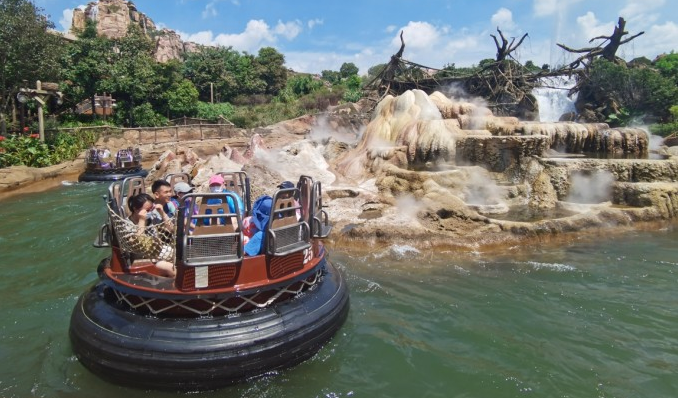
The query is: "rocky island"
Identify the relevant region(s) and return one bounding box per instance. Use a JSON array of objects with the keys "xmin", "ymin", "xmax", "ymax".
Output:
[{"xmin": 5, "ymin": 89, "xmax": 675, "ymax": 253}]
